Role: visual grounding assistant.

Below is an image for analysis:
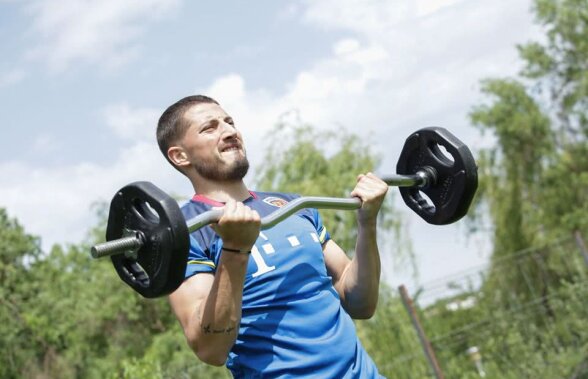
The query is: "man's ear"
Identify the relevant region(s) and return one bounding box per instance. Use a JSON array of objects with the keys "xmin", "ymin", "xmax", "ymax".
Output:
[{"xmin": 168, "ymin": 146, "xmax": 189, "ymax": 168}]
